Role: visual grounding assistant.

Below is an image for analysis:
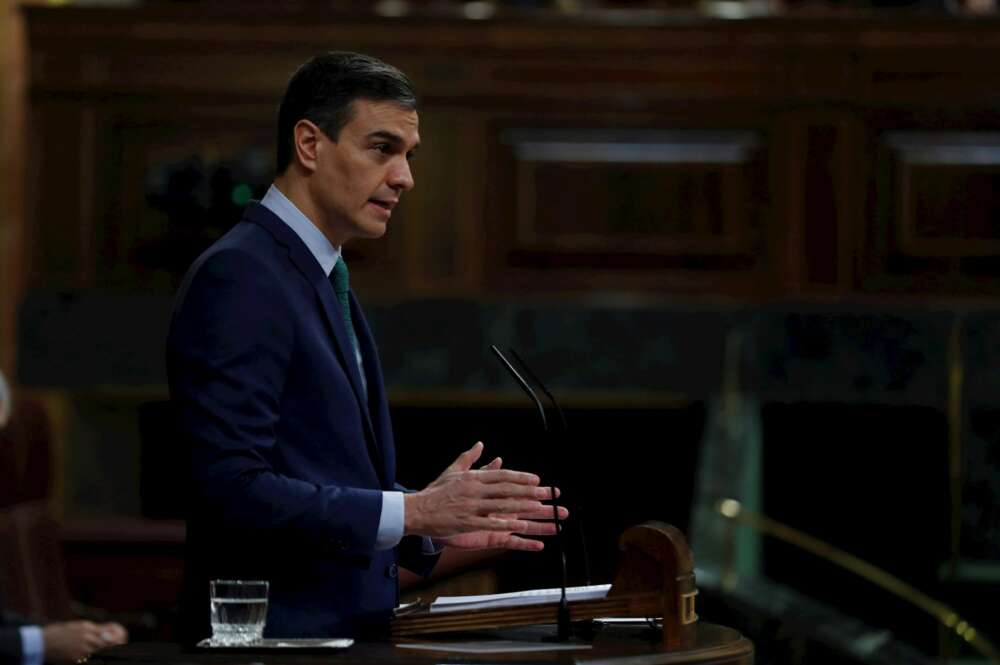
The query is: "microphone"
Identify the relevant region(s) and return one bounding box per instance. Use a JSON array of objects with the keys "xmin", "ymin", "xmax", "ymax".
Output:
[
  {"xmin": 490, "ymin": 345, "xmax": 571, "ymax": 642},
  {"xmin": 508, "ymin": 349, "xmax": 592, "ymax": 588}
]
